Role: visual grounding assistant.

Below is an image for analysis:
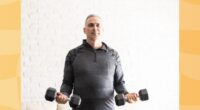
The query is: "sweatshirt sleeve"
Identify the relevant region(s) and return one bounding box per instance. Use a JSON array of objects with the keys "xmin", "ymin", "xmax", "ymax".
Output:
[
  {"xmin": 114, "ymin": 52, "xmax": 129, "ymax": 95},
  {"xmin": 60, "ymin": 50, "xmax": 74, "ymax": 97}
]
